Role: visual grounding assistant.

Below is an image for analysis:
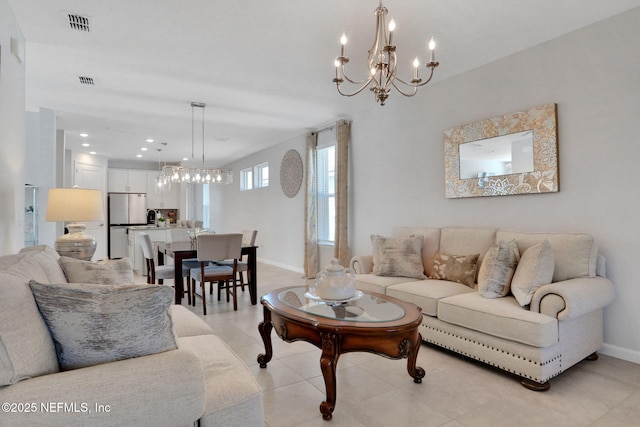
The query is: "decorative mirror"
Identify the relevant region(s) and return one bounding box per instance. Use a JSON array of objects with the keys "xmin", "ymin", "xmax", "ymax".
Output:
[{"xmin": 443, "ymin": 103, "xmax": 558, "ymax": 198}]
